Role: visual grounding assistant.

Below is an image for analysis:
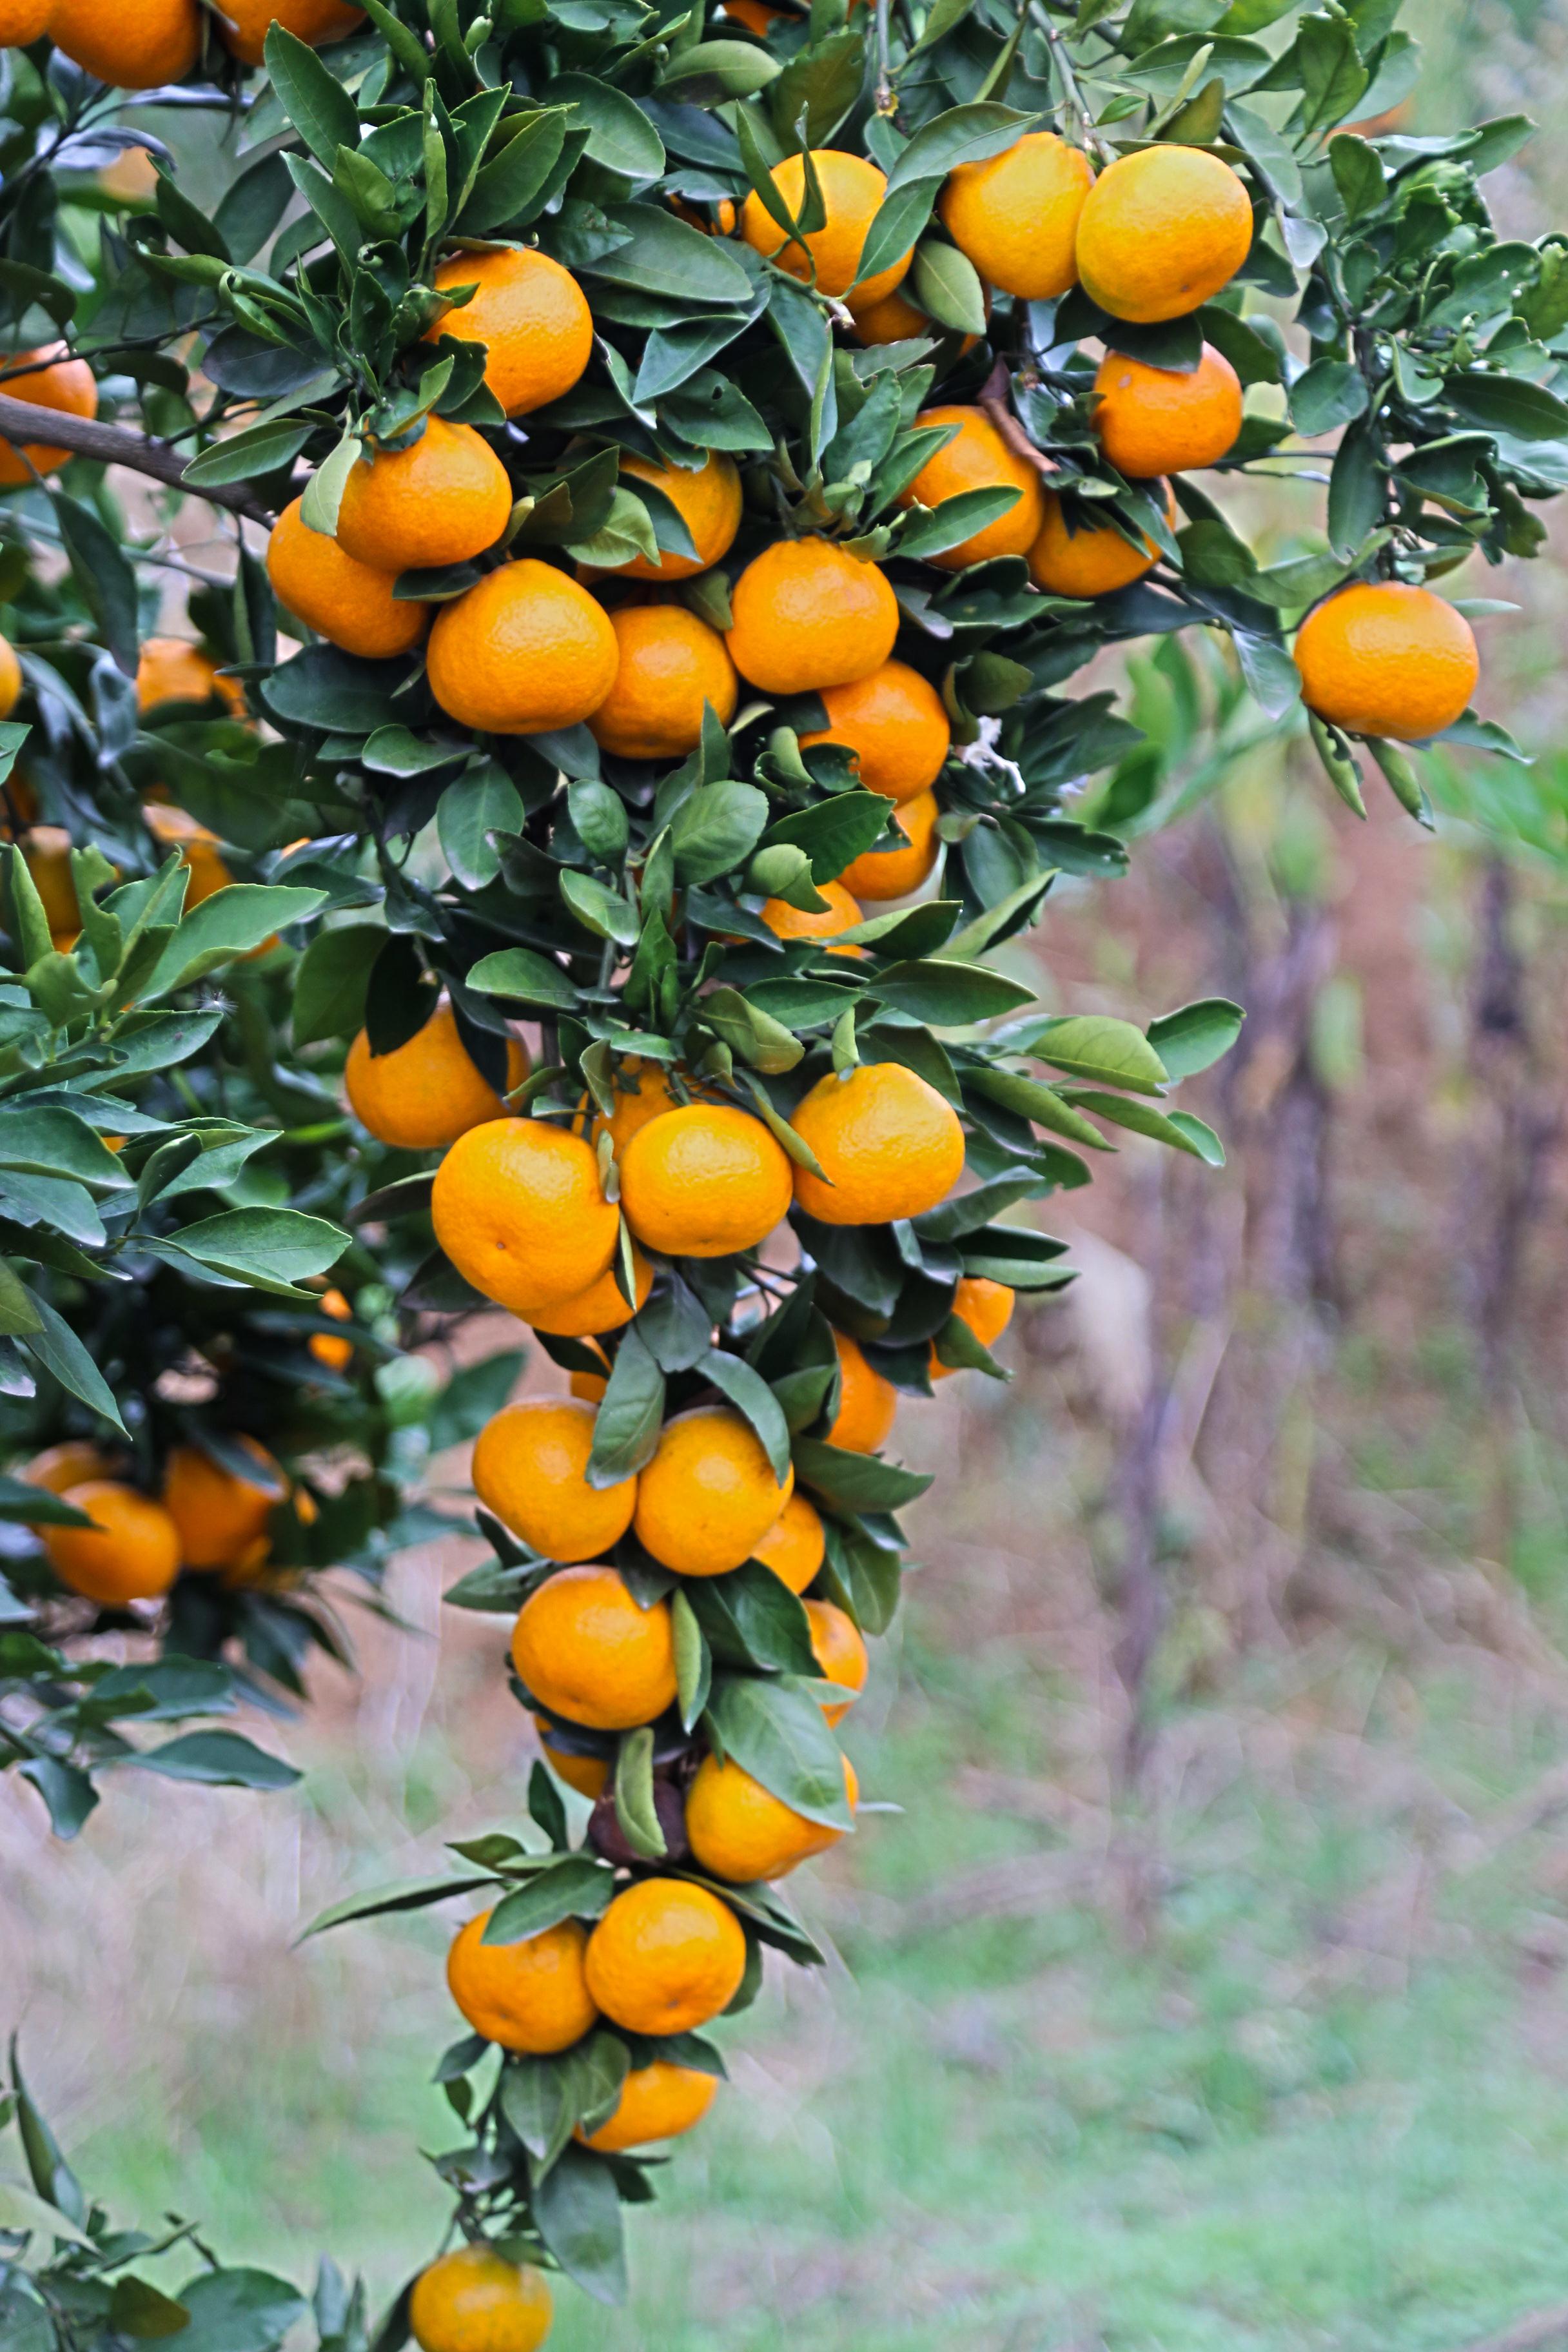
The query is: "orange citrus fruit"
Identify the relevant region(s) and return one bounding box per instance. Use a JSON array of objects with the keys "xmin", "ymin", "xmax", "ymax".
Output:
[
  {"xmin": 1093, "ymin": 344, "xmax": 1242, "ymax": 479},
  {"xmin": 825, "ymin": 1329, "xmax": 897, "ymax": 1451},
  {"xmin": 584, "ymin": 1877, "xmax": 747, "ymax": 2033},
  {"xmin": 1076, "ymin": 146, "xmax": 1253, "ymax": 323},
  {"xmin": 587, "ymin": 1057, "xmax": 682, "ymax": 1153},
  {"xmin": 409, "ymin": 2244, "xmax": 553, "ymax": 2352},
  {"xmin": 219, "ymin": 1, "xmax": 364, "ymax": 63},
  {"xmin": 0, "ymin": 633, "xmax": 20, "ymax": 720},
  {"xmin": 162, "ymin": 1435, "xmax": 285, "ymax": 1574},
  {"xmin": 899, "ymin": 405, "xmax": 1045, "ymax": 570},
  {"xmin": 344, "ymin": 1001, "xmax": 527, "ymax": 1150},
  {"xmin": 938, "ymin": 130, "xmax": 1093, "ymax": 300},
  {"xmin": 0, "ymin": 1, "xmax": 53, "ymax": 39},
  {"xmin": 852, "ymin": 284, "xmax": 933, "ymax": 346},
  {"xmin": 1028, "ymin": 485, "xmax": 1174, "ymax": 598},
  {"xmin": 605, "ymin": 452, "xmax": 742, "ymax": 582},
  {"xmin": 837, "ymin": 788, "xmax": 939, "ymax": 899},
  {"xmin": 308, "ymin": 1286, "xmax": 354, "ymax": 1371},
  {"xmin": 43, "ymin": 1481, "xmax": 181, "ymax": 1606},
  {"xmin": 790, "ymin": 1059, "xmax": 965, "ymax": 1226},
  {"xmin": 432, "ymin": 1118, "xmax": 620, "ymax": 1312},
  {"xmin": 435, "ymin": 1115, "xmax": 625, "ymax": 1317},
  {"xmin": 447, "ymin": 1910, "xmax": 598, "ymax": 2054},
  {"xmin": 21, "ymin": 827, "xmax": 79, "ymax": 948},
  {"xmin": 472, "ymin": 1399, "xmax": 637, "ymax": 1563},
  {"xmin": 932, "ymin": 1273, "xmax": 1015, "ymax": 1377},
  {"xmin": 268, "ymin": 498, "xmax": 429, "ymax": 660},
  {"xmin": 634, "ymin": 1404, "xmax": 794, "ymax": 1576},
  {"xmin": 49, "ymin": 0, "xmax": 200, "ymax": 84},
  {"xmin": 740, "ymin": 149, "xmax": 912, "ymax": 313},
  {"xmin": 683, "ymin": 1750, "xmax": 857, "ymax": 1881},
  {"xmin": 799, "ymin": 659, "xmax": 950, "ymax": 802},
  {"xmin": 752, "ymin": 1491, "xmax": 825, "ymax": 1594},
  {"xmin": 620, "ymin": 1103, "xmax": 793, "ymax": 1259},
  {"xmin": 511, "ymin": 1565, "xmax": 678, "ymax": 1730},
  {"xmin": 1293, "ymin": 582, "xmax": 1479, "ymax": 742},
  {"xmin": 21, "ymin": 1441, "xmax": 113, "ymax": 1498},
  {"xmin": 0, "ymin": 347, "xmax": 97, "ymax": 484},
  {"xmin": 805, "ymin": 1598, "xmax": 868, "ymax": 1723},
  {"xmin": 335, "ymin": 416, "xmax": 513, "ymax": 574},
  {"xmin": 427, "ymin": 560, "xmax": 620, "ymax": 735},
  {"xmin": 533, "ymin": 1716, "xmax": 611, "ymax": 1799},
  {"xmin": 518, "ymin": 1248, "xmax": 652, "ymax": 1338},
  {"xmin": 577, "ymin": 2060, "xmax": 718, "ymax": 2153},
  {"xmin": 136, "ymin": 637, "xmax": 245, "ymax": 716},
  {"xmin": 762, "ymin": 876, "xmax": 864, "ymax": 956},
  {"xmin": 587, "ymin": 604, "xmax": 737, "ymax": 761},
  {"xmin": 428, "ymin": 248, "xmax": 592, "ymax": 418},
  {"xmin": 727, "ymin": 538, "xmax": 899, "ymax": 695}
]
